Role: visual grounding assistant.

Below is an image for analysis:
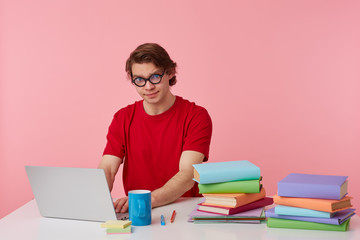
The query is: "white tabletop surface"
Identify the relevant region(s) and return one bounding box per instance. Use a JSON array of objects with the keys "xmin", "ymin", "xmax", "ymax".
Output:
[{"xmin": 0, "ymin": 197, "xmax": 359, "ymax": 240}]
